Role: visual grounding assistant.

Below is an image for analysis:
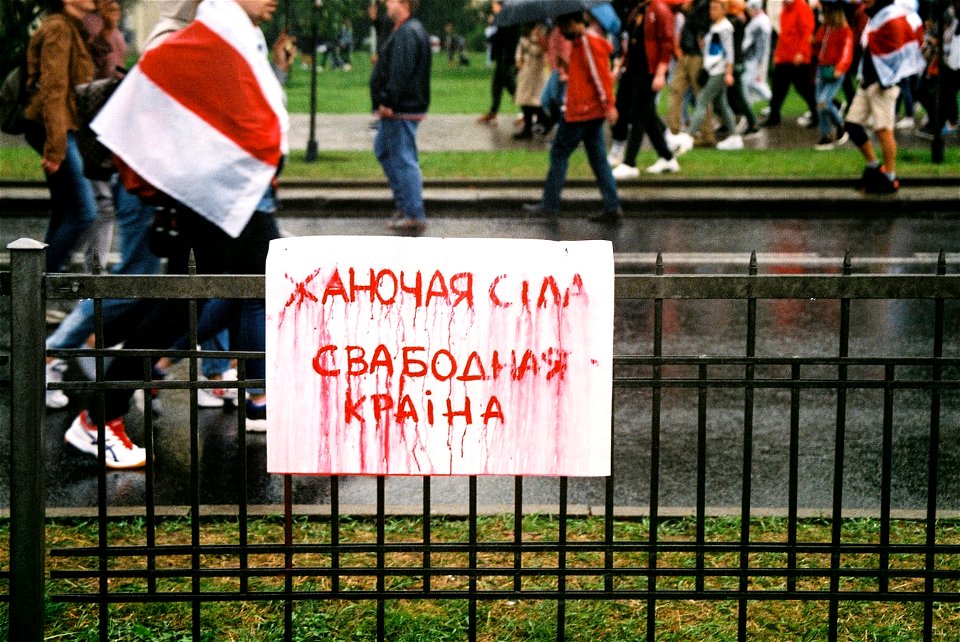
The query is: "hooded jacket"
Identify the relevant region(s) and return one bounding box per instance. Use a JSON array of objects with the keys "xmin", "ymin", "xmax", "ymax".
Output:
[
  {"xmin": 773, "ymin": 0, "xmax": 815, "ymax": 65},
  {"xmin": 564, "ymin": 29, "xmax": 615, "ymax": 122}
]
